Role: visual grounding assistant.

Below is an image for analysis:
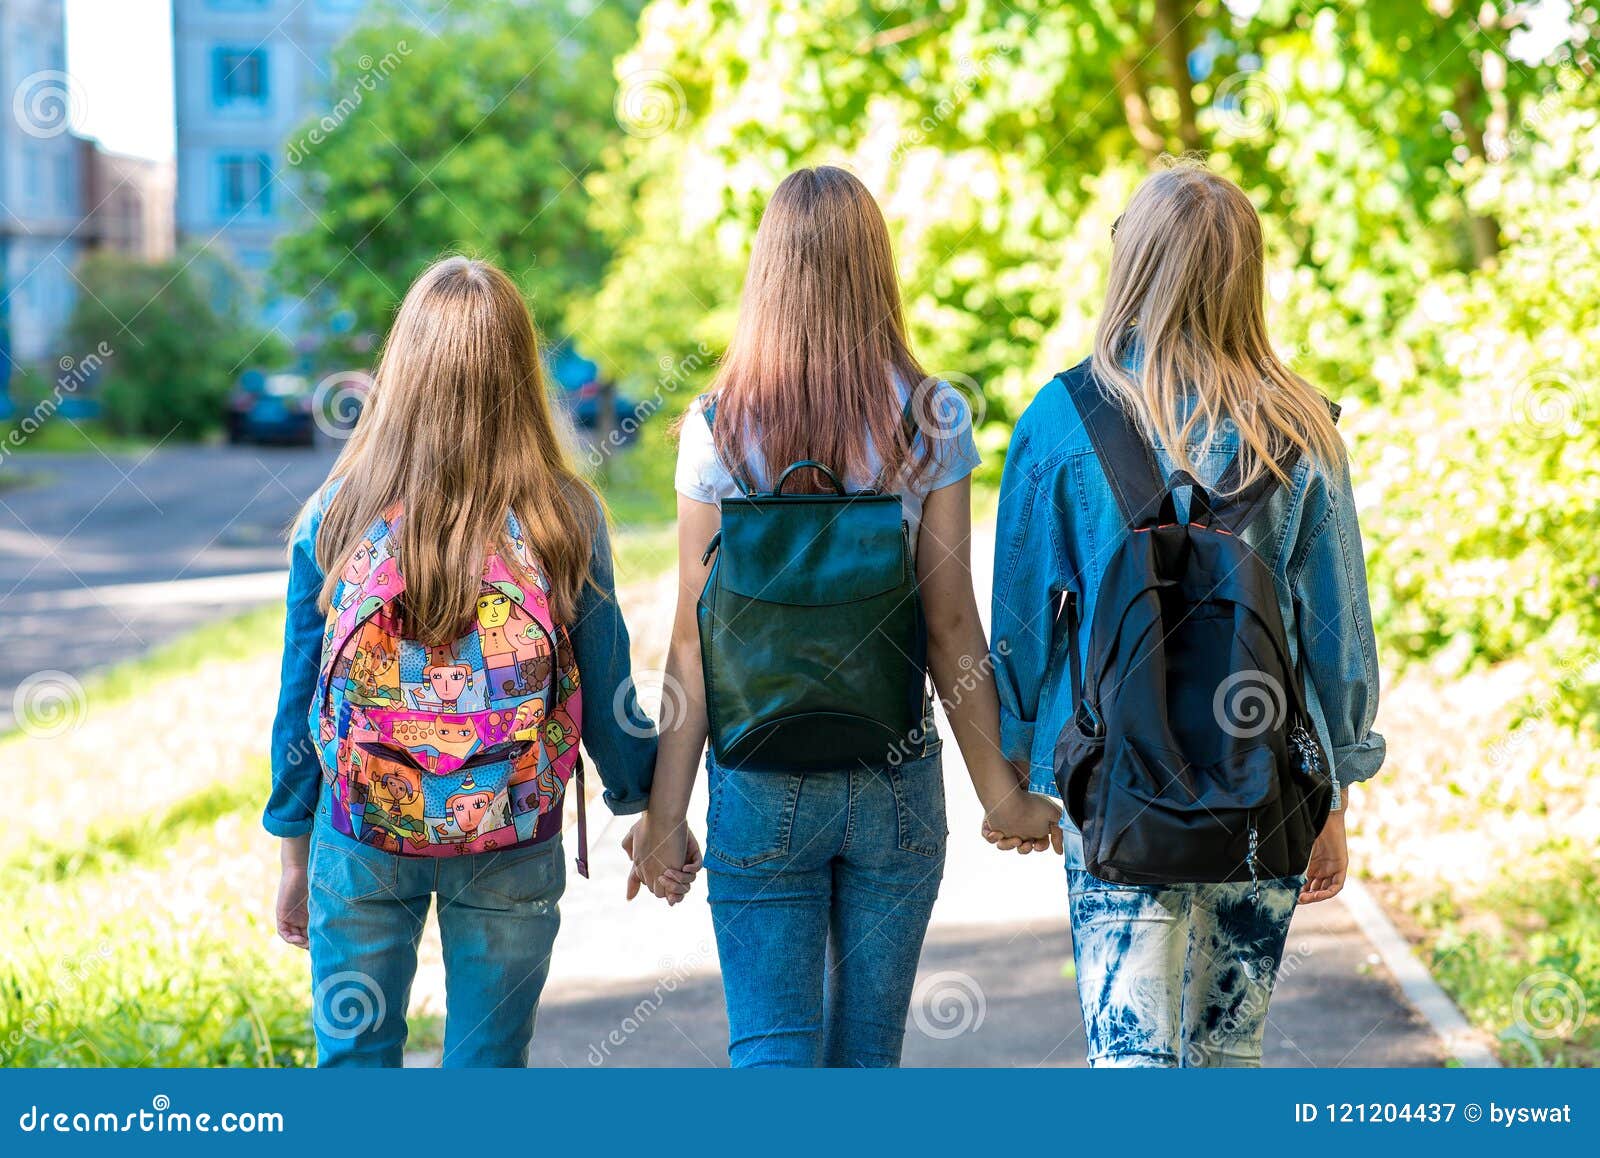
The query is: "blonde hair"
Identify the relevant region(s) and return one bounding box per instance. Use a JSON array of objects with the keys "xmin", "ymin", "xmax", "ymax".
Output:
[
  {"xmin": 1091, "ymin": 161, "xmax": 1342, "ymax": 495},
  {"xmin": 314, "ymin": 257, "xmax": 599, "ymax": 644}
]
